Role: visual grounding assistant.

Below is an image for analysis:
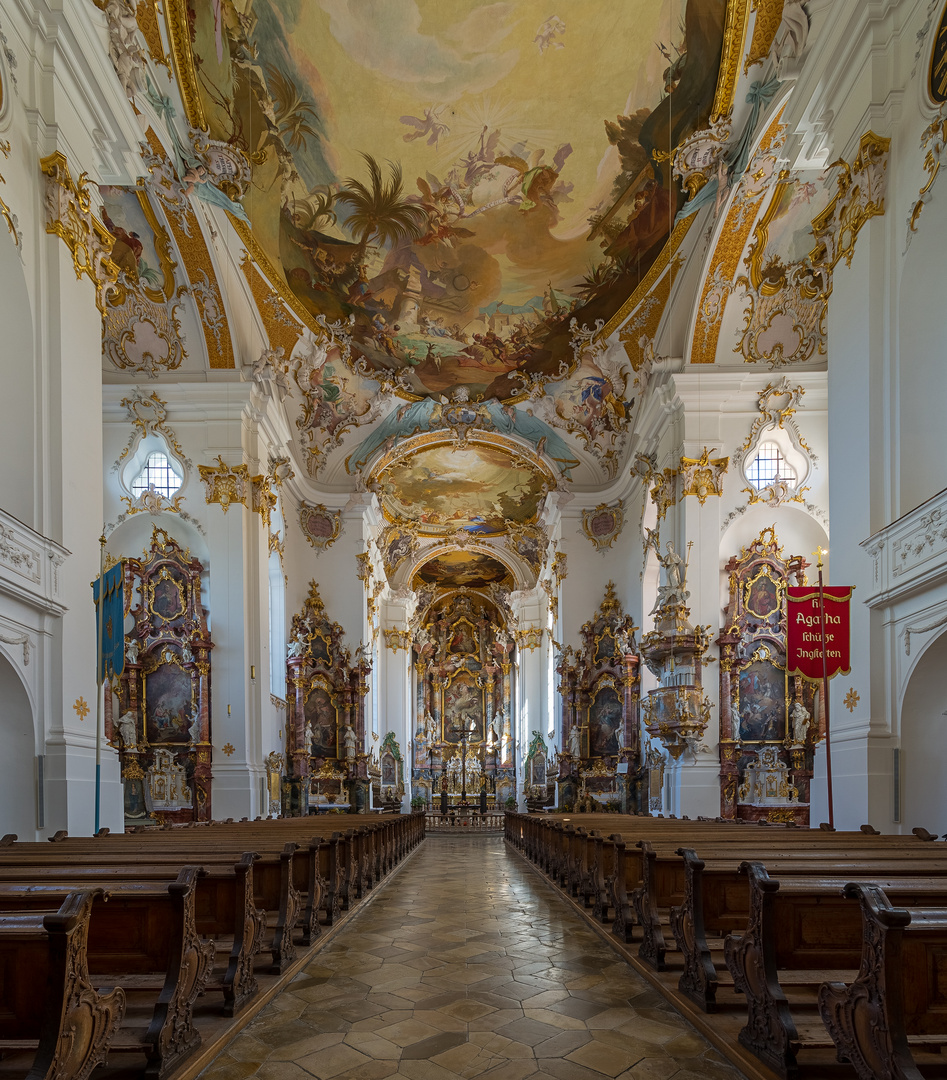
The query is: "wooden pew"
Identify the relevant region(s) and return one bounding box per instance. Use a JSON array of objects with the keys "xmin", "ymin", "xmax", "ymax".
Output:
[
  {"xmin": 0, "ymin": 868, "xmax": 215, "ymax": 1077},
  {"xmin": 724, "ymin": 863, "xmax": 947, "ymax": 1079},
  {"xmin": 0, "ymin": 888, "xmax": 125, "ymax": 1080},
  {"xmin": 819, "ymin": 883, "xmax": 947, "ymax": 1080}
]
